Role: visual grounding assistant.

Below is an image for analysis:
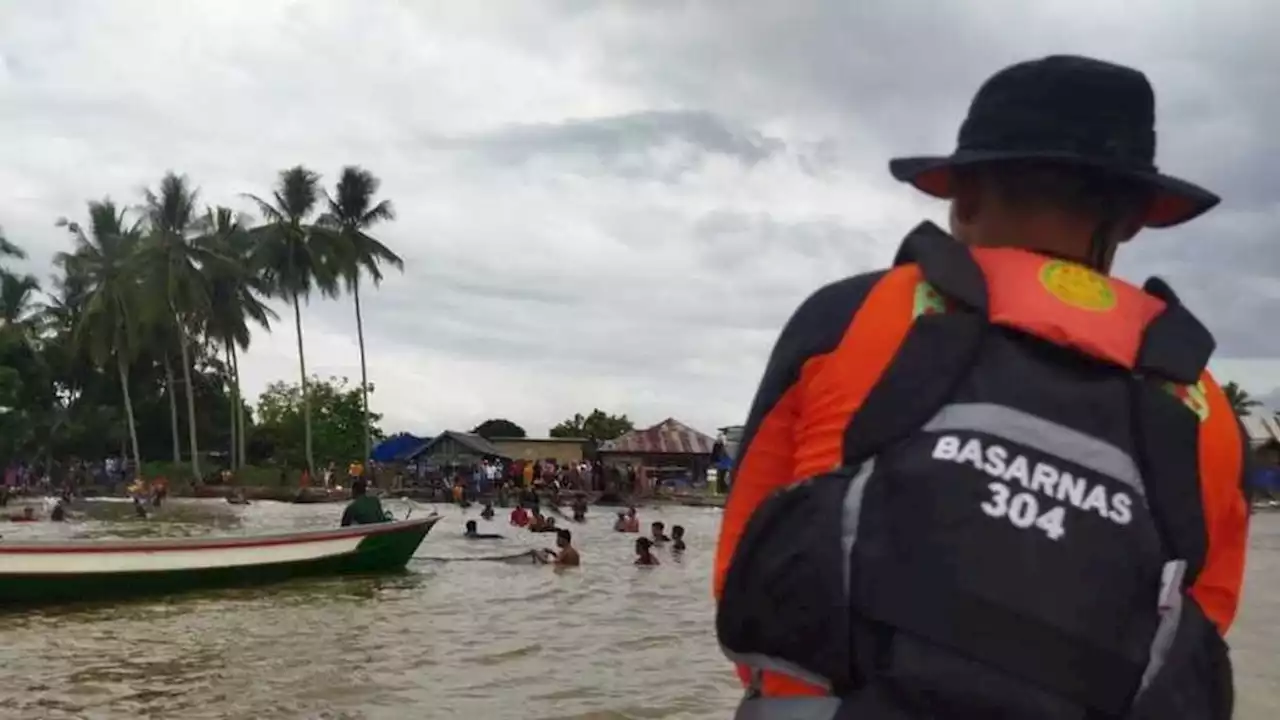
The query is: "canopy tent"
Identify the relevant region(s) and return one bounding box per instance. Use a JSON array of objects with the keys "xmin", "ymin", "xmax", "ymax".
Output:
[
  {"xmin": 600, "ymin": 418, "xmax": 717, "ymax": 455},
  {"xmin": 370, "ymin": 433, "xmax": 429, "ymax": 463}
]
